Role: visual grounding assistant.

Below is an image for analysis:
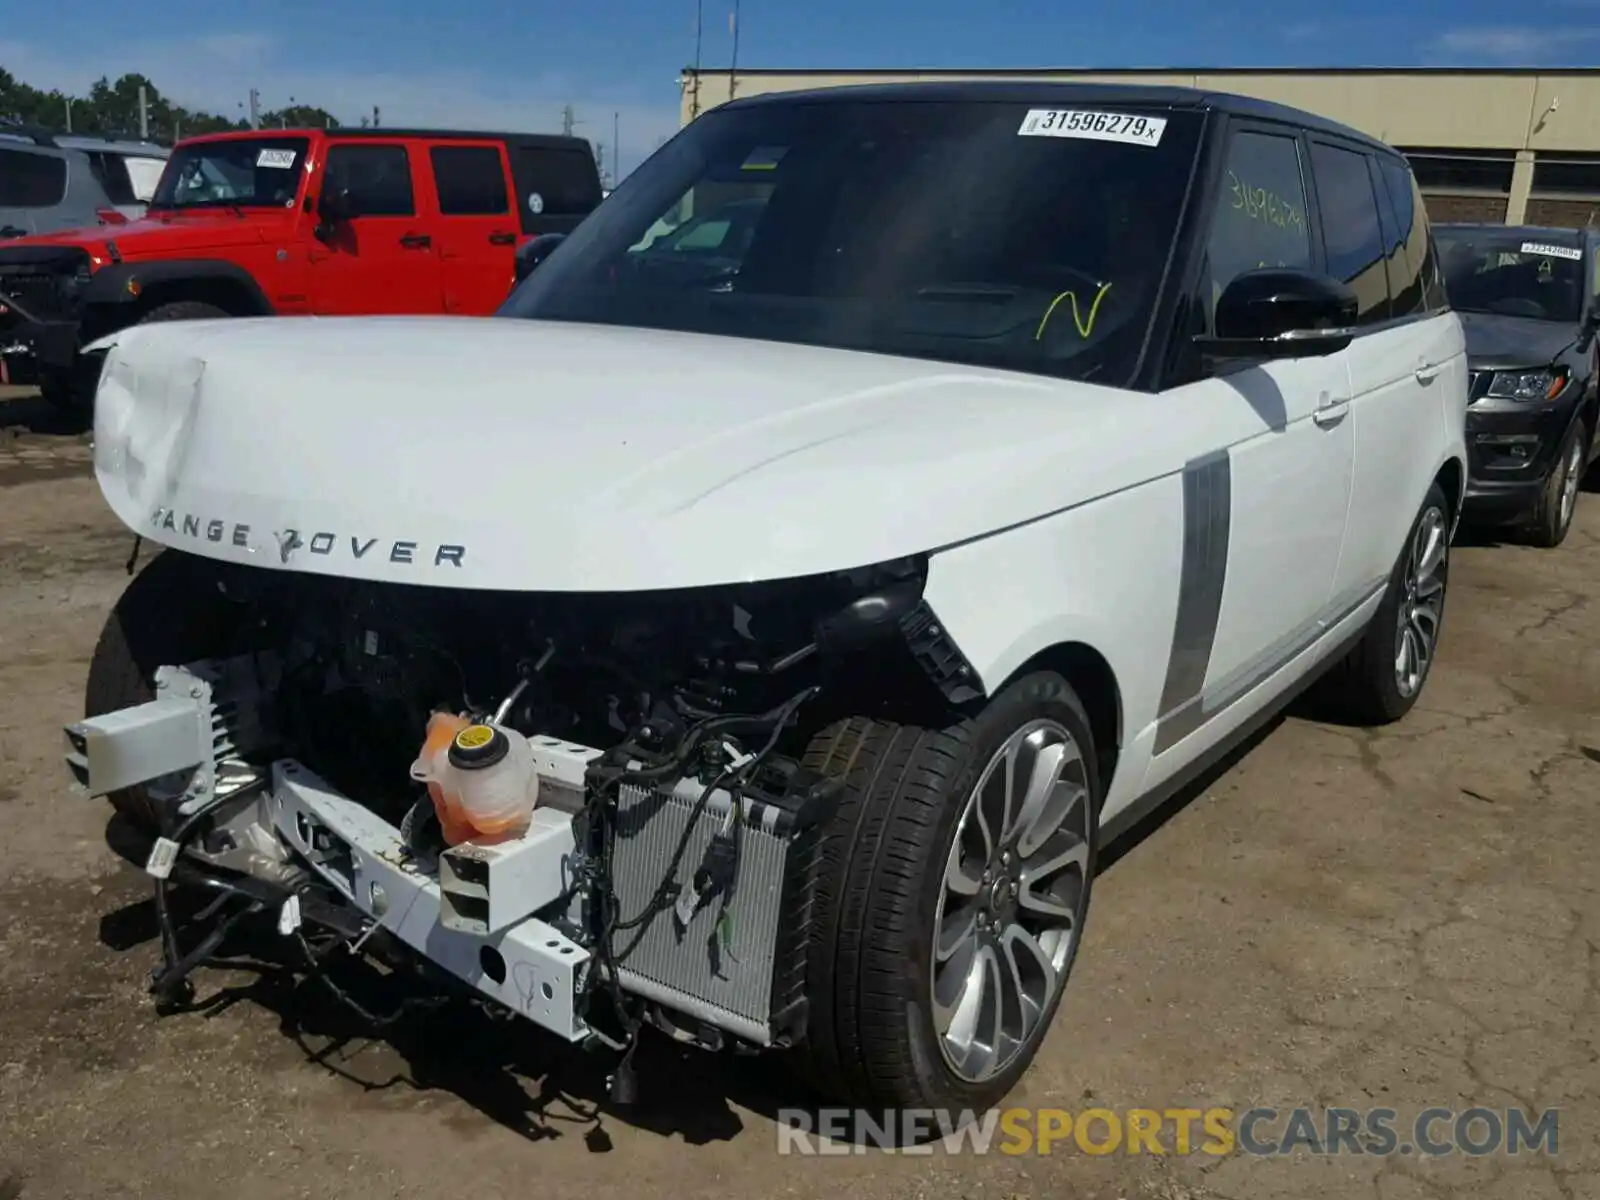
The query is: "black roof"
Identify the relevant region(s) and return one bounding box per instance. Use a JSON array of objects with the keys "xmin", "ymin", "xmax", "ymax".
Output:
[
  {"xmin": 691, "ymin": 65, "xmax": 1600, "ymax": 79},
  {"xmin": 185, "ymin": 127, "xmax": 592, "ymax": 151},
  {"xmin": 718, "ymin": 80, "xmax": 1396, "ymax": 155},
  {"xmin": 322, "ymin": 128, "xmax": 593, "ymax": 150}
]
